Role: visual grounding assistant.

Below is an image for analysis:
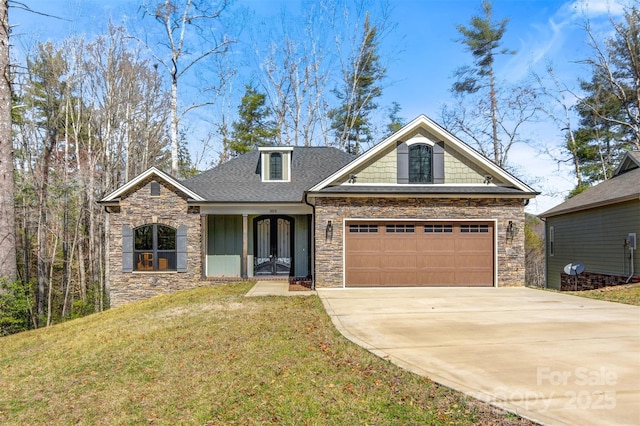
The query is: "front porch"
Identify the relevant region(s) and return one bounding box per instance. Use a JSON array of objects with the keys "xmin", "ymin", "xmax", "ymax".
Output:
[{"xmin": 201, "ymin": 205, "xmax": 313, "ymax": 281}]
